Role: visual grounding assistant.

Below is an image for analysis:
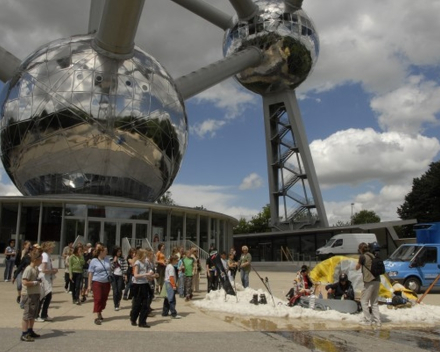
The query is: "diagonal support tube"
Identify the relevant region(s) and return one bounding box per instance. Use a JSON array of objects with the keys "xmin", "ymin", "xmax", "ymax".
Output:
[
  {"xmin": 285, "ymin": 0, "xmax": 304, "ymax": 12},
  {"xmin": 171, "ymin": 0, "xmax": 233, "ymax": 30},
  {"xmin": 92, "ymin": 0, "xmax": 145, "ymax": 58},
  {"xmin": 0, "ymin": 46, "xmax": 21, "ymax": 82},
  {"xmin": 228, "ymin": 0, "xmax": 259, "ymax": 21},
  {"xmin": 175, "ymin": 47, "xmax": 263, "ymax": 100},
  {"xmin": 88, "ymin": 0, "xmax": 106, "ymax": 34}
]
